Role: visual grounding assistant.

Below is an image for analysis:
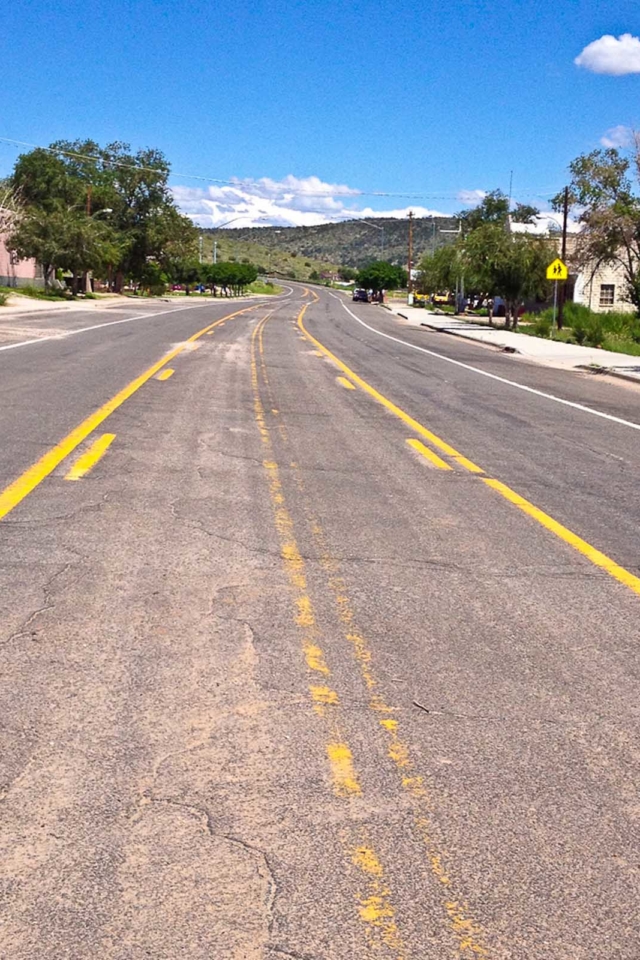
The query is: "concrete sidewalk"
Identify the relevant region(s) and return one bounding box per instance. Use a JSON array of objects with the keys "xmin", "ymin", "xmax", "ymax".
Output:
[
  {"xmin": 0, "ymin": 293, "xmax": 133, "ymax": 318},
  {"xmin": 386, "ymin": 304, "xmax": 640, "ymax": 381}
]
